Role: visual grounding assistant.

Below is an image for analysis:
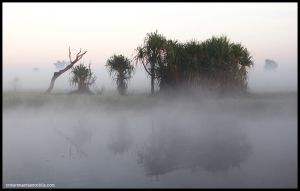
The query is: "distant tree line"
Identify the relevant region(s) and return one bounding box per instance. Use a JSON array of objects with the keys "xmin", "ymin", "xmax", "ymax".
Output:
[
  {"xmin": 46, "ymin": 31, "xmax": 253, "ymax": 96},
  {"xmin": 110, "ymin": 30, "xmax": 253, "ymax": 95},
  {"xmin": 134, "ymin": 31, "xmax": 253, "ymax": 95}
]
